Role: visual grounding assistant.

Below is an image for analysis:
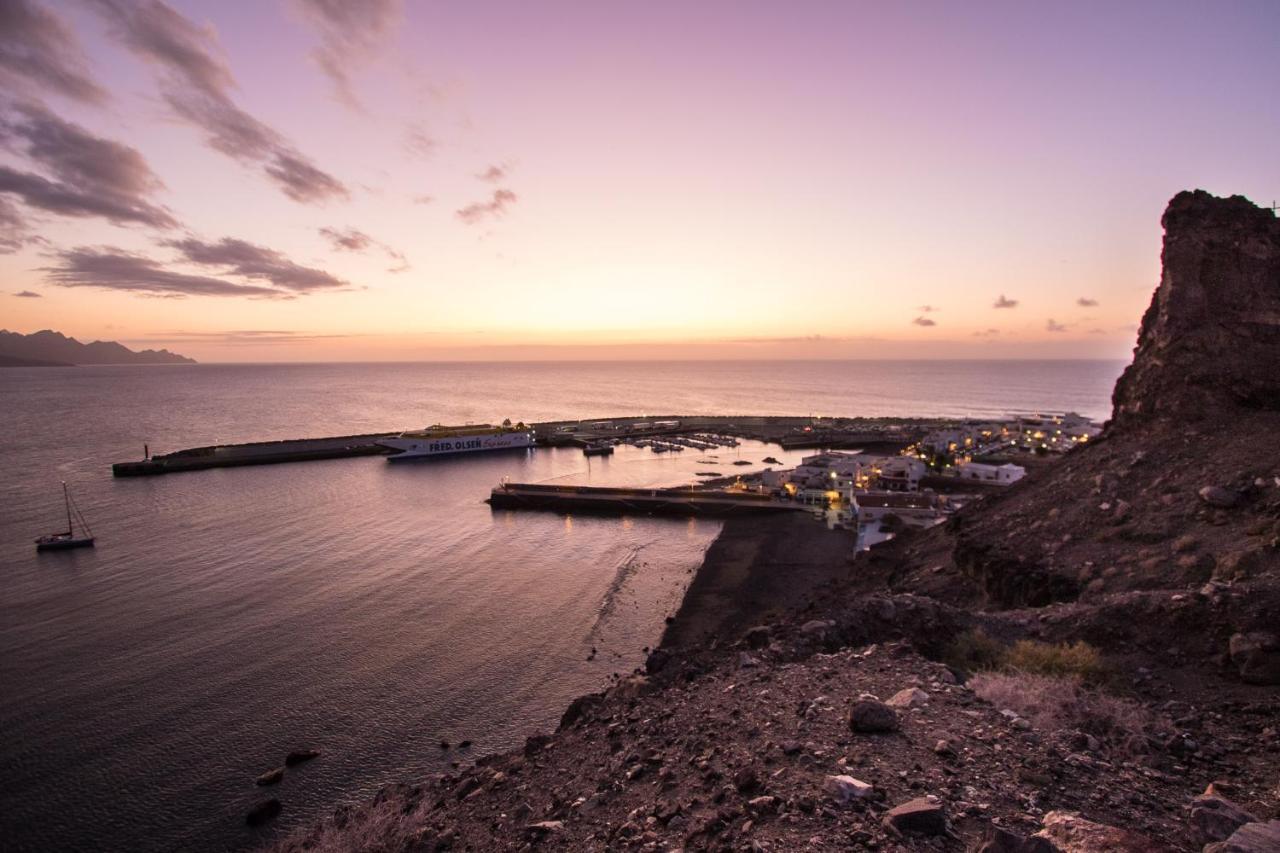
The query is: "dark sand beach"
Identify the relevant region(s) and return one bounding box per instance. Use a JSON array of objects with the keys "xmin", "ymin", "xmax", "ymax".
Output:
[{"xmin": 660, "ymin": 513, "xmax": 855, "ymax": 651}]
